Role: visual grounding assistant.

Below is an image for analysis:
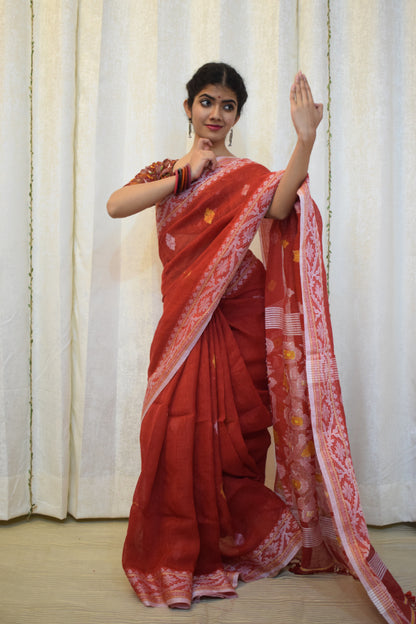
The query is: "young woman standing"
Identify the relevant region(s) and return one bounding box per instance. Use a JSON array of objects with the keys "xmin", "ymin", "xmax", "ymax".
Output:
[{"xmin": 108, "ymin": 63, "xmax": 415, "ymax": 621}]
